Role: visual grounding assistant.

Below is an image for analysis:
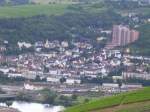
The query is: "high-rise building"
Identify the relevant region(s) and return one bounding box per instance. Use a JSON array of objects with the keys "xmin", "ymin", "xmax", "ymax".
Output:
[
  {"xmin": 112, "ymin": 25, "xmax": 139, "ymax": 46},
  {"xmin": 130, "ymin": 30, "xmax": 140, "ymax": 42}
]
